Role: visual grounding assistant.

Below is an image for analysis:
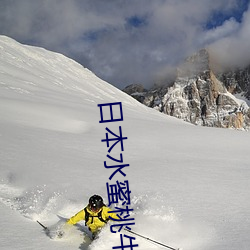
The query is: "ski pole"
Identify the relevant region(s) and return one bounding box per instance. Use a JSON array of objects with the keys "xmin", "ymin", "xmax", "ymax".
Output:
[
  {"xmin": 124, "ymin": 228, "xmax": 181, "ymax": 250},
  {"xmin": 37, "ymin": 220, "xmax": 48, "ymax": 230}
]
